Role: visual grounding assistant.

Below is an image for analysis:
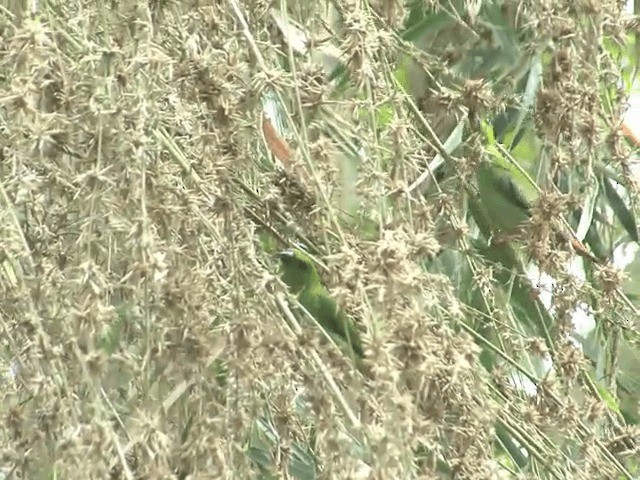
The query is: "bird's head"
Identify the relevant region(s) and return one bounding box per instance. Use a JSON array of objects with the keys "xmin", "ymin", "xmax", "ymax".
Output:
[{"xmin": 277, "ymin": 248, "xmax": 320, "ymax": 293}]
